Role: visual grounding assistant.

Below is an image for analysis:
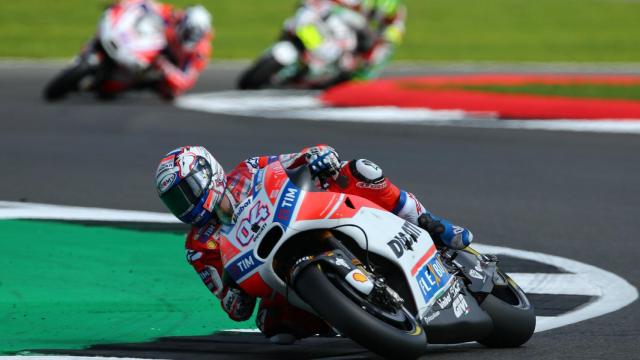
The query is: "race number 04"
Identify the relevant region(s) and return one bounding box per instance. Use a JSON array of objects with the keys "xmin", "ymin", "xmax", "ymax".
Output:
[{"xmin": 236, "ymin": 201, "xmax": 270, "ymax": 246}]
